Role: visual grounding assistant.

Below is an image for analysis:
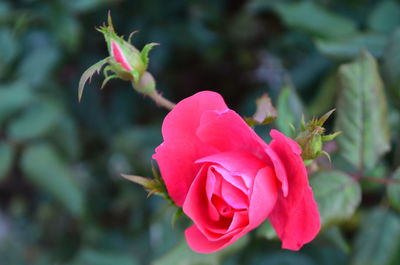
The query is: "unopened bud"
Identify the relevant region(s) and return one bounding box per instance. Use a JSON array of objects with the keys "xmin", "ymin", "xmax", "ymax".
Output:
[
  {"xmin": 78, "ymin": 12, "xmax": 159, "ymax": 101},
  {"xmin": 295, "ymin": 109, "xmax": 341, "ymax": 162},
  {"xmin": 96, "ymin": 13, "xmax": 149, "ymax": 84}
]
